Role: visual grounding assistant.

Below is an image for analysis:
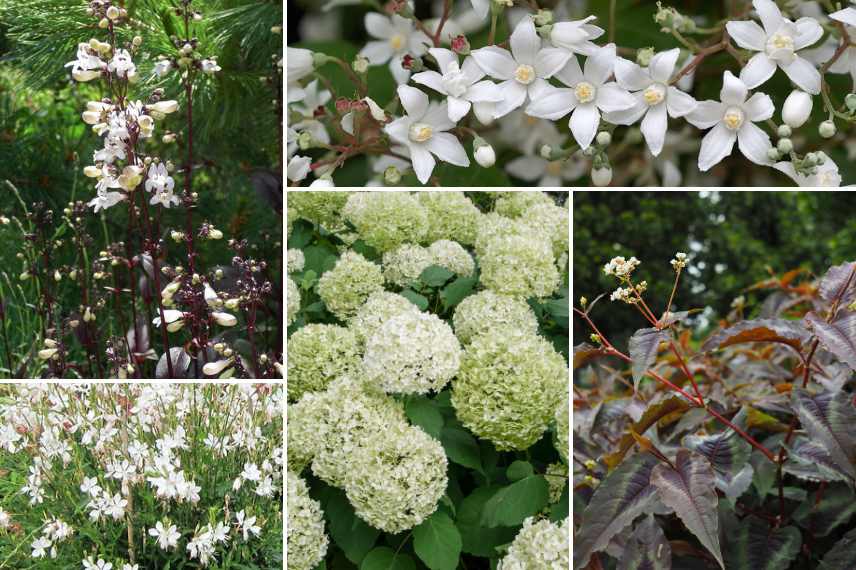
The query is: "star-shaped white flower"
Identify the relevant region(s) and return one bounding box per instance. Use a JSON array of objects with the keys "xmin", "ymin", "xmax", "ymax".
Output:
[
  {"xmin": 505, "ymin": 152, "xmax": 588, "ymax": 186},
  {"xmin": 774, "ymin": 152, "xmax": 844, "ymax": 186},
  {"xmin": 726, "ymin": 0, "xmax": 823, "ymax": 94},
  {"xmin": 359, "ymin": 13, "xmax": 431, "ymax": 84},
  {"xmin": 148, "ymin": 521, "xmax": 181, "ymax": 551},
  {"xmin": 525, "ymin": 43, "xmax": 634, "ymax": 150},
  {"xmin": 686, "ymin": 71, "xmax": 774, "ymax": 171},
  {"xmin": 384, "ymin": 85, "xmax": 469, "ymax": 184},
  {"xmin": 288, "ymin": 79, "xmax": 331, "ymax": 154},
  {"xmin": 470, "ymin": 16, "xmax": 572, "ymax": 118},
  {"xmin": 549, "ymin": 15, "xmax": 604, "ymax": 56},
  {"xmin": 412, "ymin": 48, "xmax": 503, "ymax": 122},
  {"xmin": 604, "ymin": 48, "xmax": 698, "ymax": 156},
  {"xmin": 824, "ymin": 8, "xmax": 856, "ymax": 82}
]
